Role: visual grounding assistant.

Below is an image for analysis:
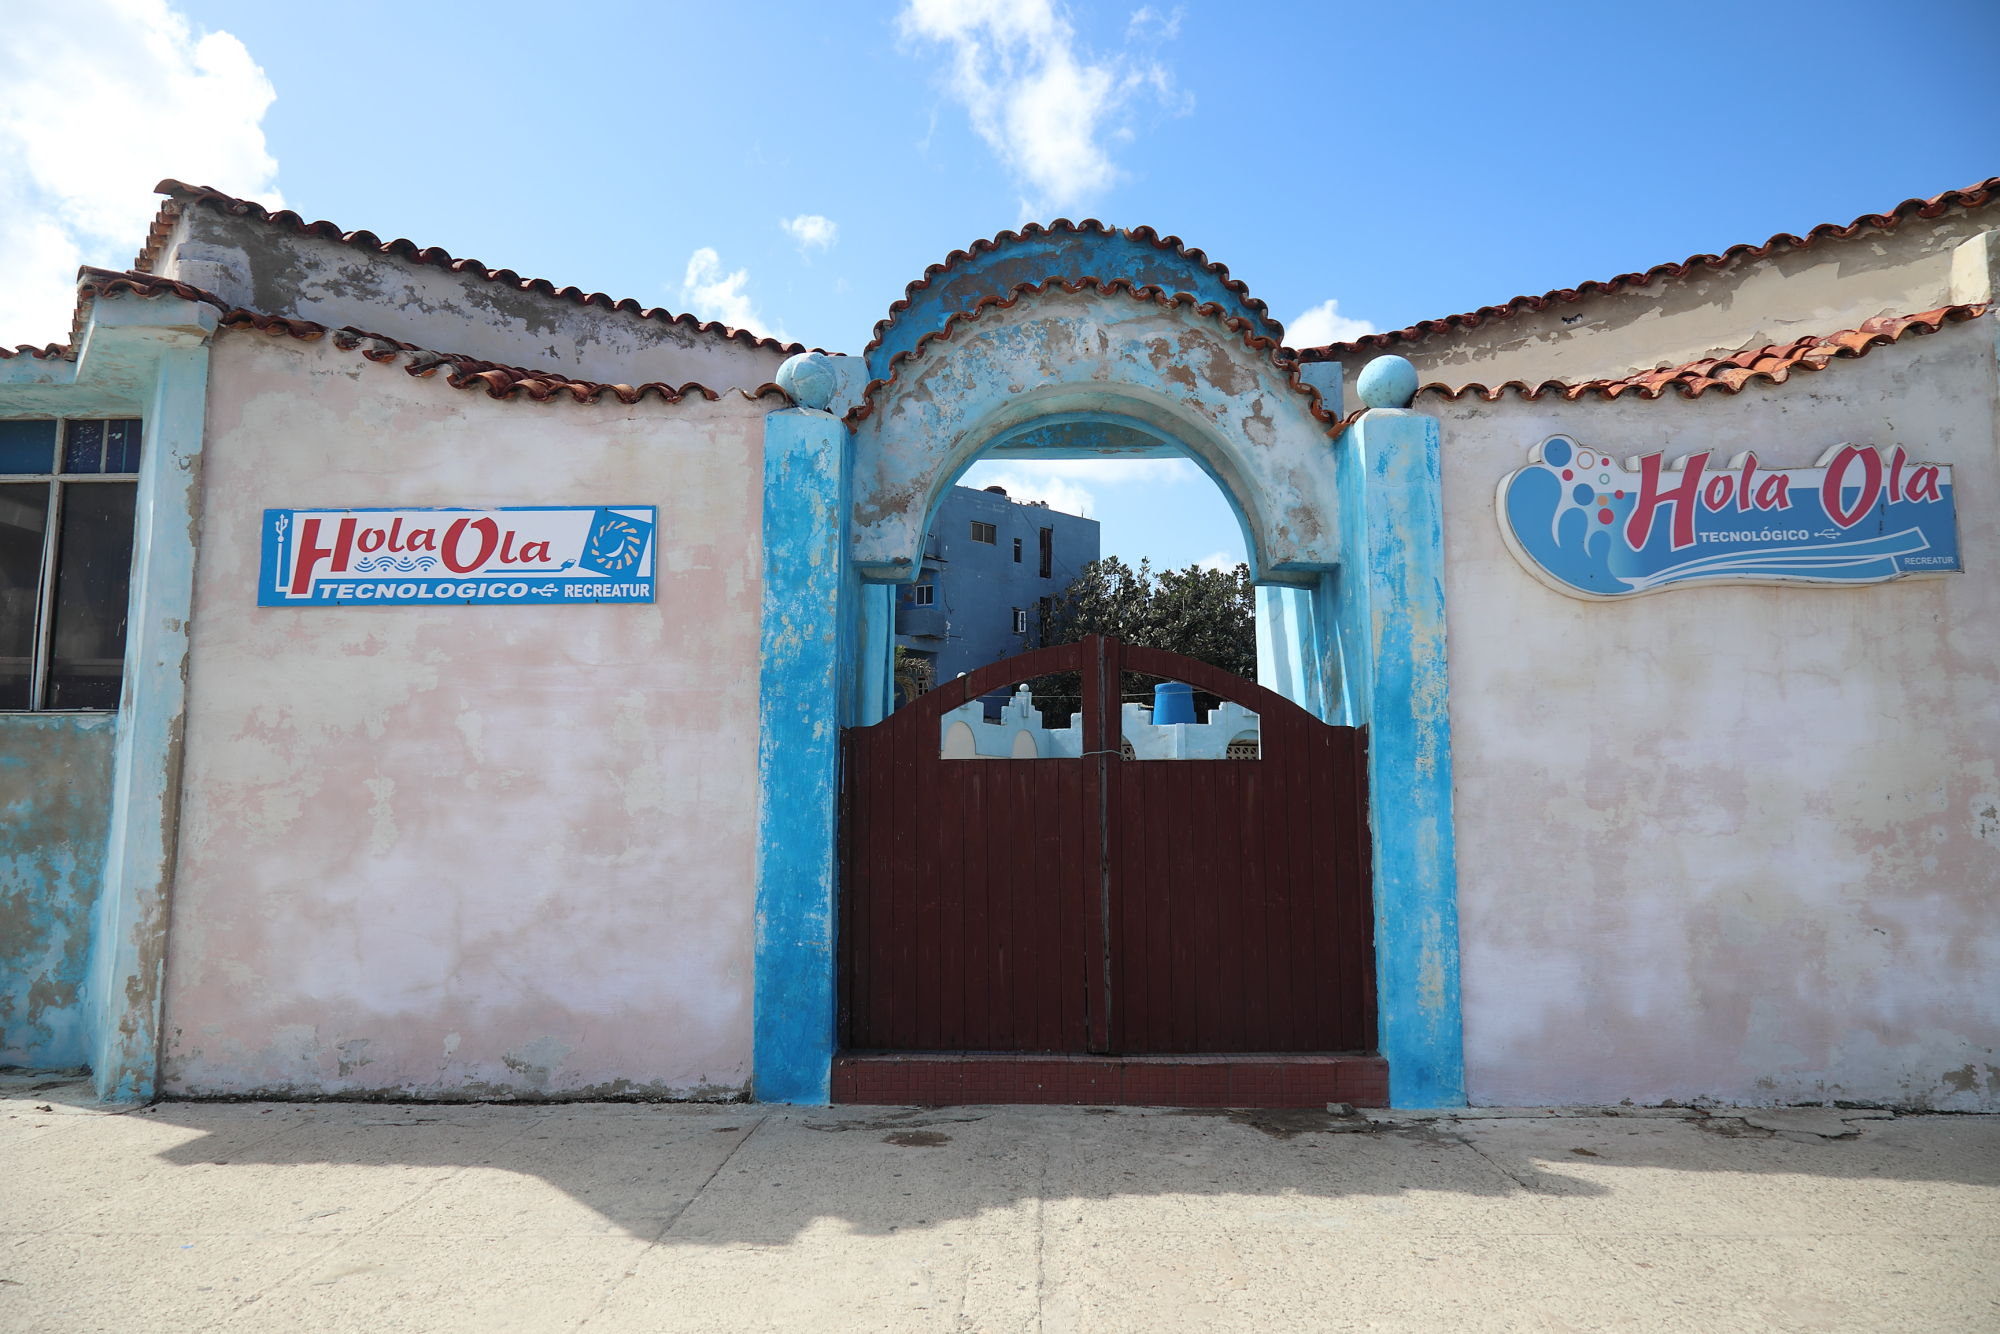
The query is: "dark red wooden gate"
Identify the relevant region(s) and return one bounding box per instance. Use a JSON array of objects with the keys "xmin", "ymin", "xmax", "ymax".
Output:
[{"xmin": 839, "ymin": 636, "xmax": 1373, "ymax": 1060}]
